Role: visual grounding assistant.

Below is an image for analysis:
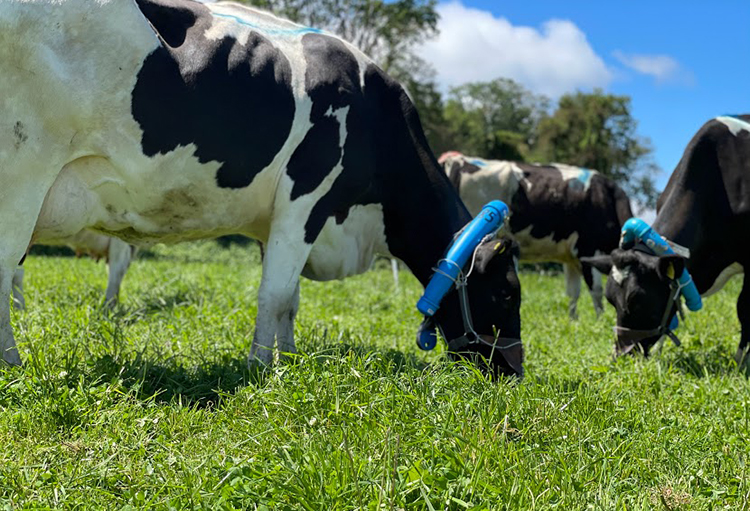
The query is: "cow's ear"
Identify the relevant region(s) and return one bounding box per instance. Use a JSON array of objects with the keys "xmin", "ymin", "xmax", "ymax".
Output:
[
  {"xmin": 580, "ymin": 255, "xmax": 613, "ymax": 275},
  {"xmin": 475, "ymin": 238, "xmax": 515, "ymax": 273},
  {"xmin": 657, "ymin": 254, "xmax": 685, "ymax": 281}
]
